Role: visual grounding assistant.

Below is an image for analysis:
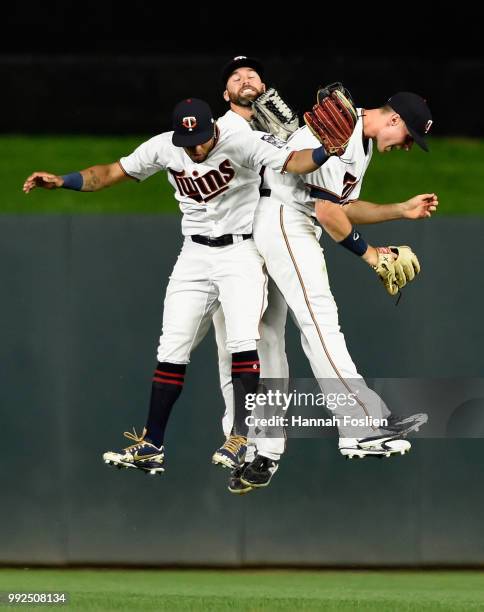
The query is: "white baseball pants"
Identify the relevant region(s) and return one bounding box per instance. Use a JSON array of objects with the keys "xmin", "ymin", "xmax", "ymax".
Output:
[
  {"xmin": 253, "ymin": 198, "xmax": 390, "ymax": 439},
  {"xmin": 157, "ymin": 237, "xmax": 267, "ymax": 363}
]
